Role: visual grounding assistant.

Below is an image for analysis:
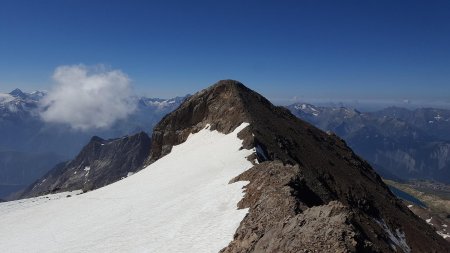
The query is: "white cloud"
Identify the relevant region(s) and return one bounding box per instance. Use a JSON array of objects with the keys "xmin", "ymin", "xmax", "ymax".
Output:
[{"xmin": 40, "ymin": 64, "xmax": 136, "ymax": 130}]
